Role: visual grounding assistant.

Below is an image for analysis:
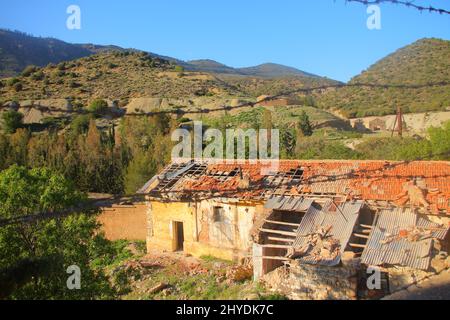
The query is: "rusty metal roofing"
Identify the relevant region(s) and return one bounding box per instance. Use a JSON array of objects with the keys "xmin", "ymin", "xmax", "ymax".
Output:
[
  {"xmin": 139, "ymin": 160, "xmax": 450, "ymax": 213},
  {"xmin": 361, "ymin": 208, "xmax": 449, "ymax": 270},
  {"xmin": 264, "ymin": 195, "xmax": 314, "ymax": 212},
  {"xmin": 292, "ymin": 200, "xmax": 364, "ymax": 266}
]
